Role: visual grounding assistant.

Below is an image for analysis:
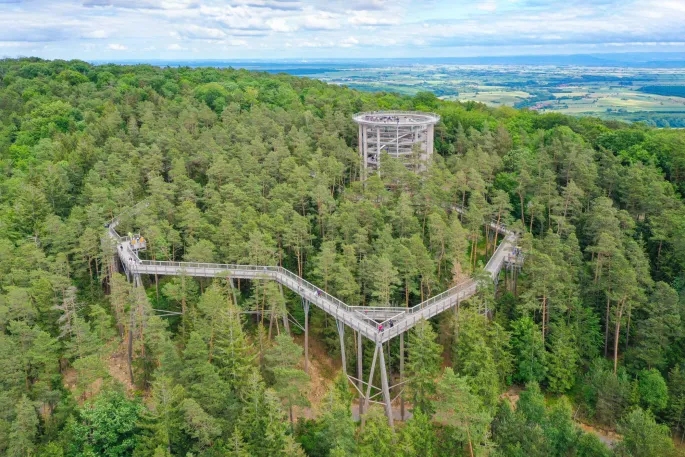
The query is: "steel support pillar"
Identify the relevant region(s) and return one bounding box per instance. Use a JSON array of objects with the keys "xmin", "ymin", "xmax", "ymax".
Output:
[
  {"xmin": 361, "ymin": 342, "xmax": 379, "ymax": 430},
  {"xmin": 360, "ymin": 341, "xmax": 394, "ymax": 431},
  {"xmin": 228, "ymin": 277, "xmax": 238, "ymax": 306},
  {"xmin": 336, "ymin": 319, "xmax": 346, "ymax": 374},
  {"xmin": 127, "ymin": 273, "xmax": 141, "ymax": 384},
  {"xmin": 378, "ymin": 342, "xmax": 394, "ymax": 430},
  {"xmin": 399, "ymin": 332, "xmax": 405, "ymax": 421},
  {"xmin": 279, "ymin": 283, "xmax": 290, "ymax": 334},
  {"xmin": 357, "ymin": 331, "xmax": 364, "ymax": 417},
  {"xmin": 303, "ymin": 299, "xmax": 310, "ymax": 374}
]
